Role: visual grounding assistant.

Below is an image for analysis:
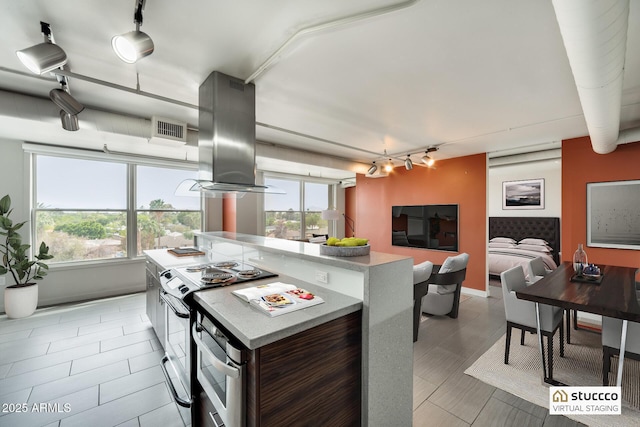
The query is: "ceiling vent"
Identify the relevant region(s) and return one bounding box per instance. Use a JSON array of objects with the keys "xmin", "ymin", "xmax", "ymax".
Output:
[{"xmin": 149, "ymin": 116, "xmax": 187, "ymax": 145}]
